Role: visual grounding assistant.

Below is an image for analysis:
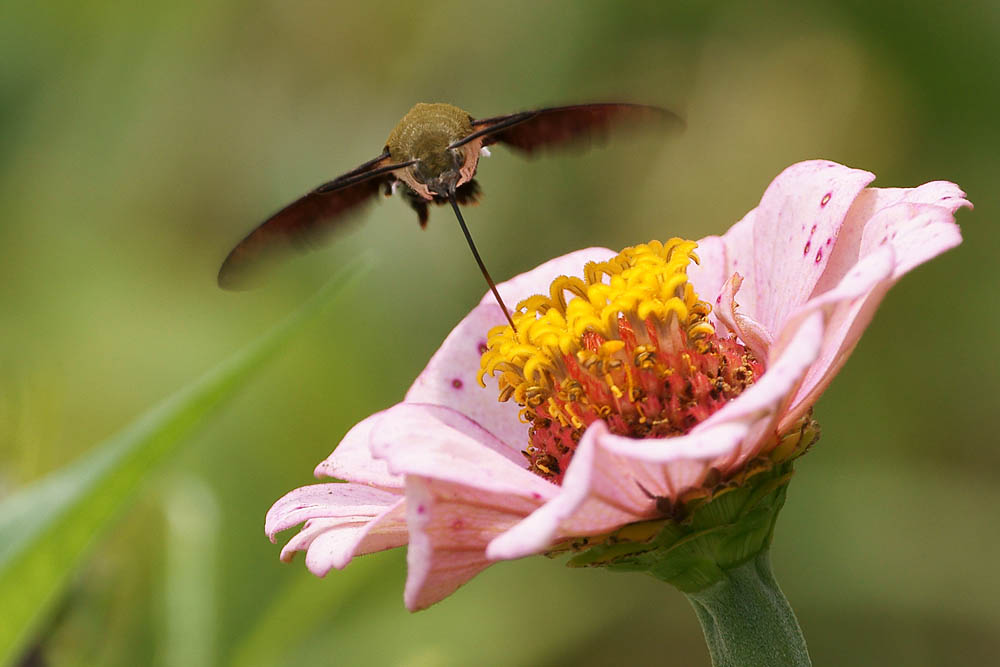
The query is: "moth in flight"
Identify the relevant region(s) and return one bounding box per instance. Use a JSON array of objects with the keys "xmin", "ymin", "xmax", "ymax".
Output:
[{"xmin": 218, "ymin": 102, "xmax": 680, "ymax": 328}]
